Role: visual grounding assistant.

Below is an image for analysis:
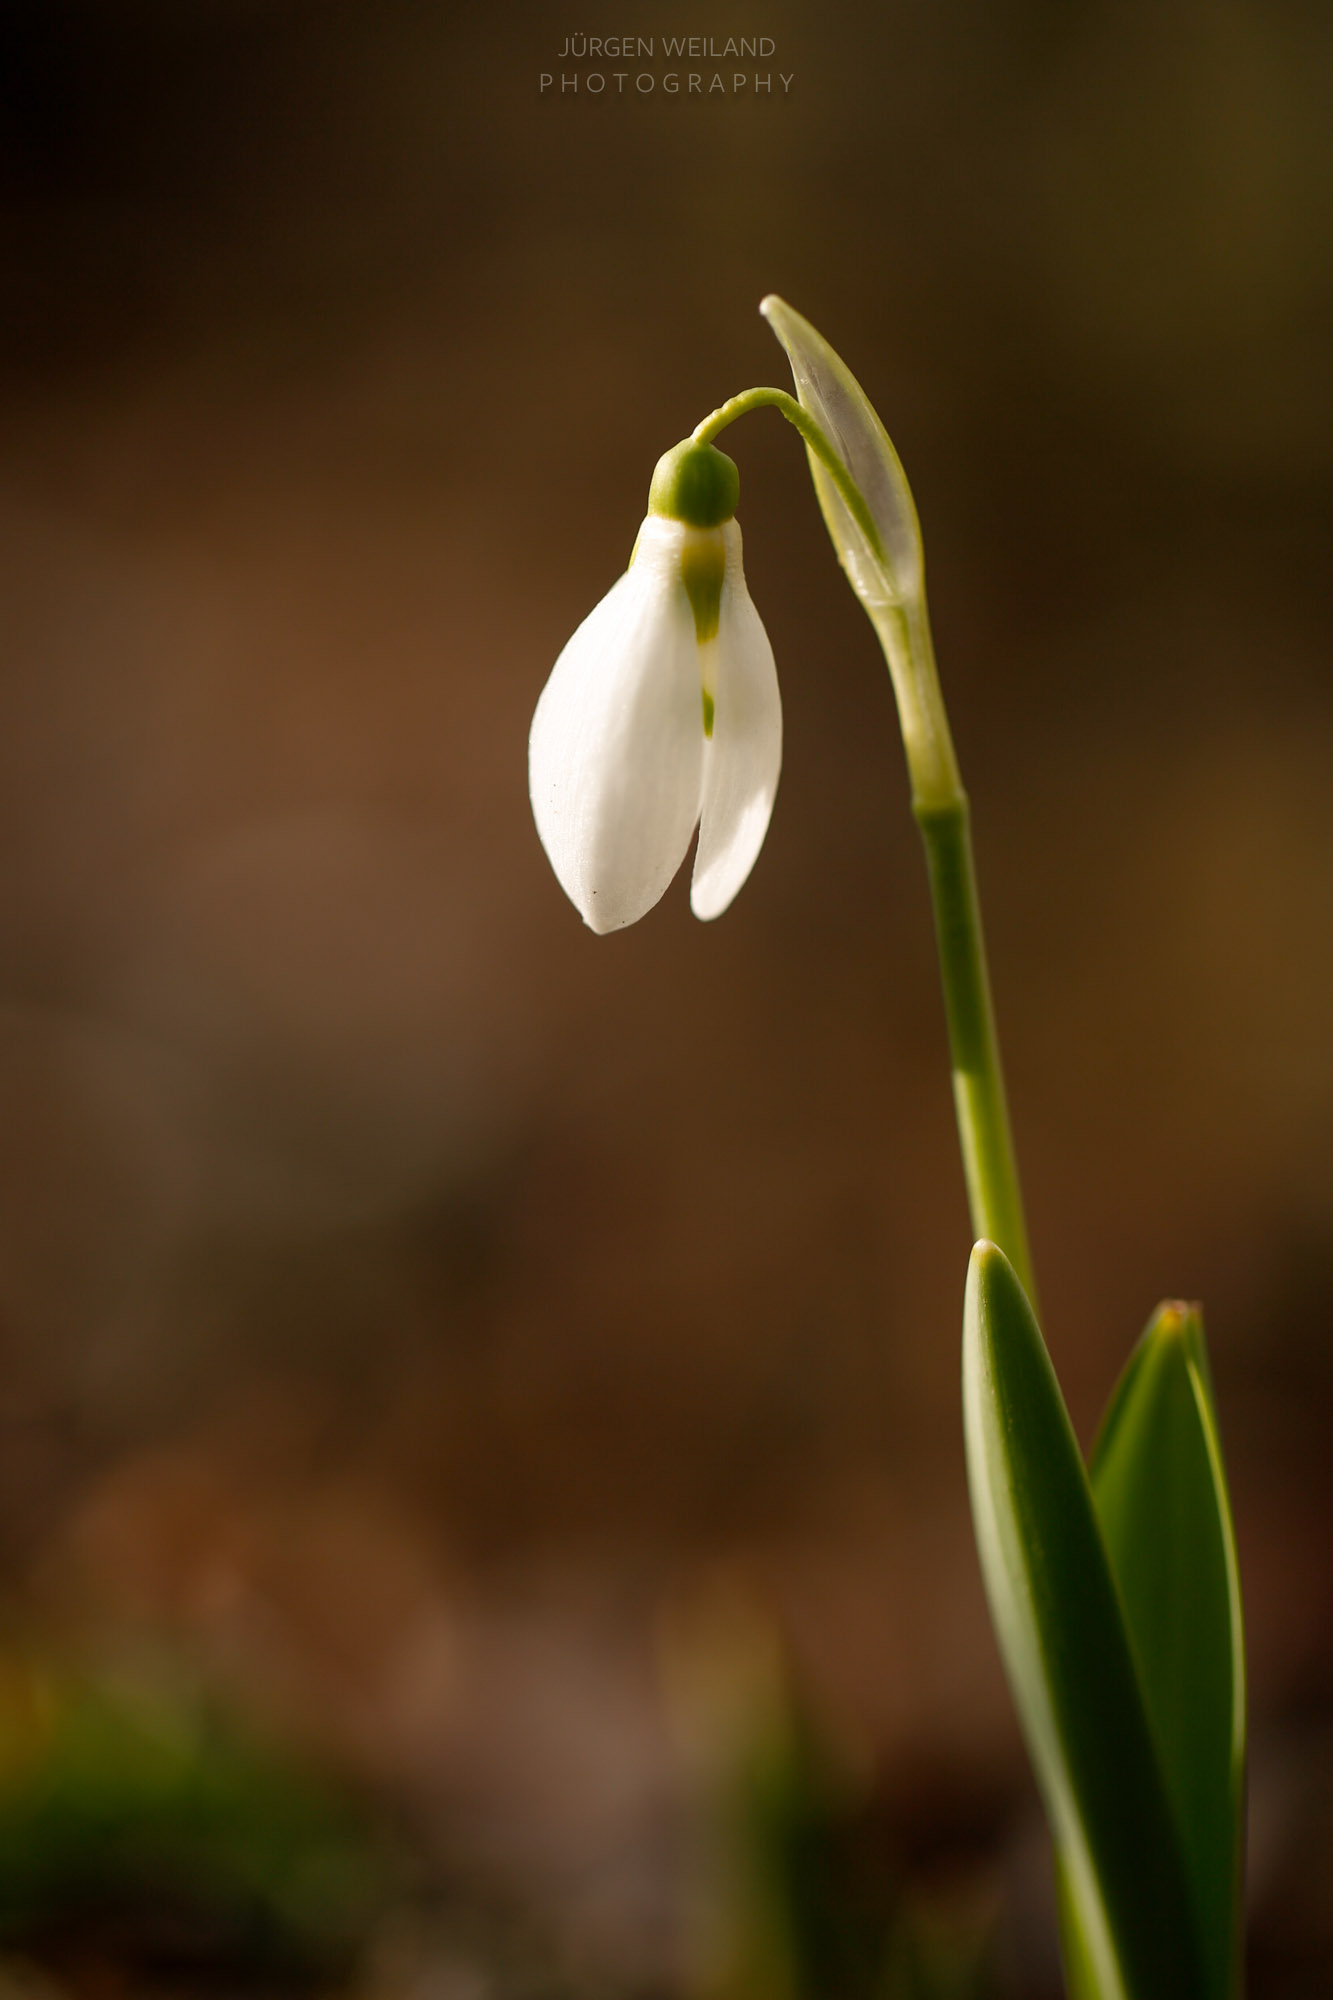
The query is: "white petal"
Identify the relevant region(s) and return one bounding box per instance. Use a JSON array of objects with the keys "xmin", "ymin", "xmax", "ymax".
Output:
[
  {"xmin": 690, "ymin": 522, "xmax": 782, "ymax": 921},
  {"xmin": 529, "ymin": 521, "xmax": 705, "ymax": 933}
]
